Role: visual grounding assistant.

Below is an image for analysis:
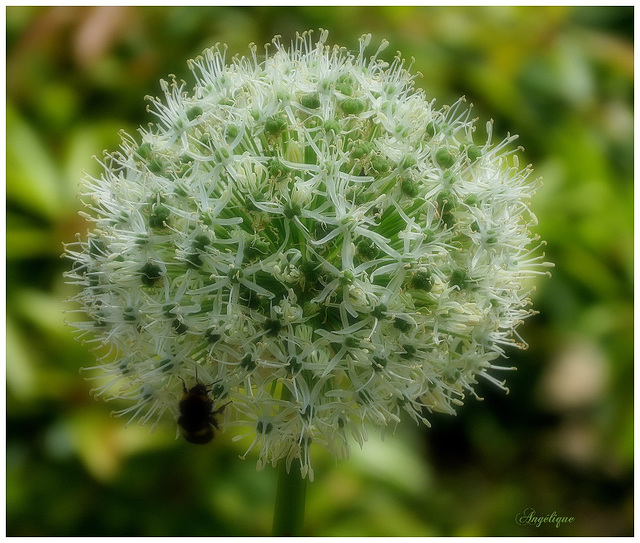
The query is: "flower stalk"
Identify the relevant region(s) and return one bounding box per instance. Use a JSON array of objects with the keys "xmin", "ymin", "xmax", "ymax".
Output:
[{"xmin": 273, "ymin": 458, "xmax": 308, "ymax": 536}]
